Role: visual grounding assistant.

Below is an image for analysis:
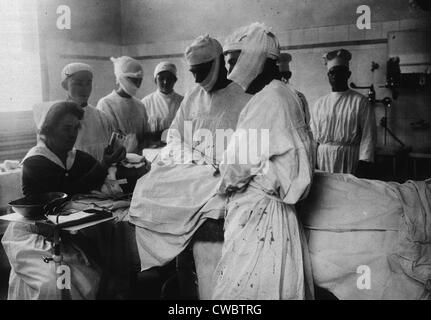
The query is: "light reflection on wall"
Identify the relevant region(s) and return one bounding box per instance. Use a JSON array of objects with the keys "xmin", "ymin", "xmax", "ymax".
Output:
[{"xmin": 0, "ymin": 0, "xmax": 42, "ymax": 111}]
